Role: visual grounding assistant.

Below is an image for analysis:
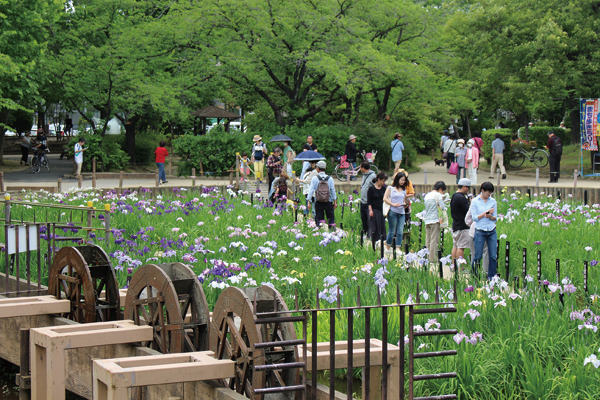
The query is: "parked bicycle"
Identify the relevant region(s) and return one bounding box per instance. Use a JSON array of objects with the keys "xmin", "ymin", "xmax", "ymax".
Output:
[
  {"xmin": 30, "ymin": 147, "xmax": 51, "ymax": 173},
  {"xmin": 334, "ymin": 150, "xmax": 378, "ymax": 182},
  {"xmin": 508, "ymin": 146, "xmax": 549, "ymax": 168}
]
